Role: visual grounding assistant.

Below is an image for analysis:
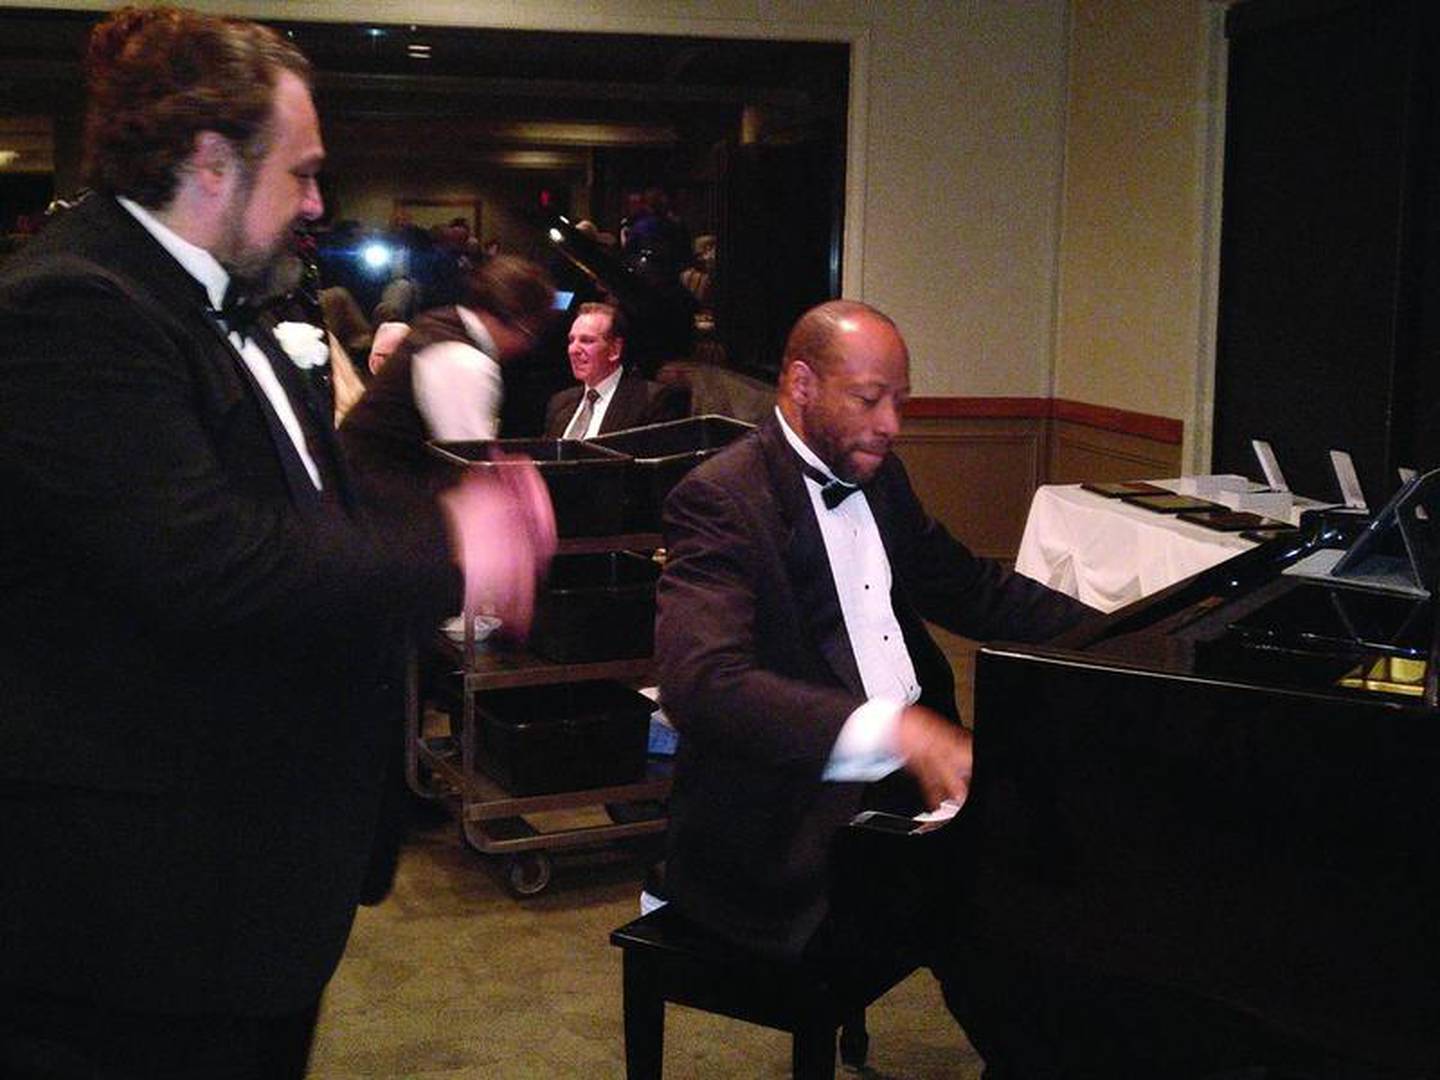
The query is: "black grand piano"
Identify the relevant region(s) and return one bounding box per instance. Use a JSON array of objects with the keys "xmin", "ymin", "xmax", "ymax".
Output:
[{"xmin": 968, "ymin": 473, "xmax": 1440, "ymax": 1071}]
